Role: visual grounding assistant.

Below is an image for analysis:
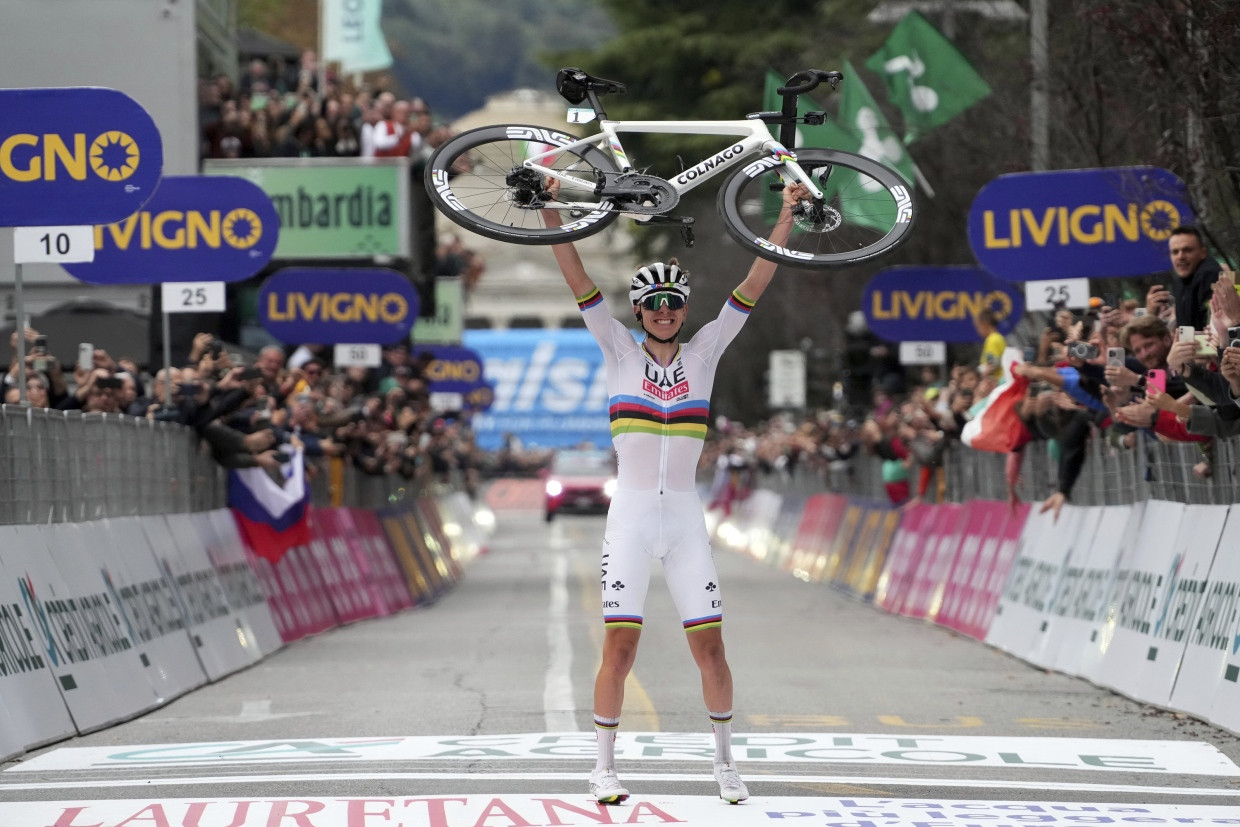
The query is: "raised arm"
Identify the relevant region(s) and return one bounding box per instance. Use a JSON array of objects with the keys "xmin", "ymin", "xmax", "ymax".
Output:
[
  {"xmin": 735, "ymin": 182, "xmax": 808, "ymax": 302},
  {"xmin": 542, "ymin": 181, "xmax": 599, "ymax": 299}
]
